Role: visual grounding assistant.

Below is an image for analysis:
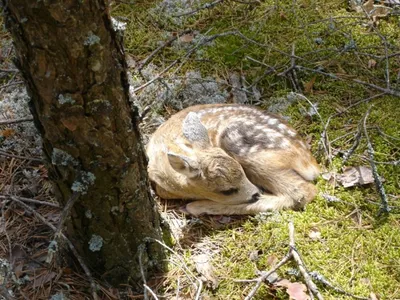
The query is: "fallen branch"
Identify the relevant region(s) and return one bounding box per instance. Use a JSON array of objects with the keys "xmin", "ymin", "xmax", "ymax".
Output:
[
  {"xmin": 0, "ymin": 117, "xmax": 33, "ymax": 125},
  {"xmin": 133, "ymin": 31, "xmax": 236, "ymax": 93},
  {"xmin": 0, "ymin": 194, "xmax": 60, "ymax": 208},
  {"xmin": 310, "ymin": 272, "xmax": 369, "ymax": 300},
  {"xmin": 242, "ymin": 252, "xmax": 292, "ymax": 300},
  {"xmin": 0, "ymin": 81, "xmax": 24, "ymax": 90},
  {"xmin": 342, "ymin": 120, "xmax": 363, "ymax": 164},
  {"xmin": 148, "ymin": 238, "xmax": 203, "ymax": 300},
  {"xmin": 173, "ymin": 0, "xmax": 223, "ymax": 18},
  {"xmin": 288, "ymin": 222, "xmax": 324, "ymax": 300},
  {"xmin": 295, "ymin": 65, "xmax": 400, "ymax": 97},
  {"xmin": 10, "ymin": 197, "xmax": 99, "ymax": 300},
  {"xmin": 138, "ymin": 29, "xmax": 193, "ymax": 71},
  {"xmin": 240, "ymin": 221, "xmax": 370, "ymax": 300},
  {"xmin": 55, "ymin": 191, "xmax": 81, "ymax": 235},
  {"xmin": 0, "ymin": 149, "xmax": 44, "ymax": 163},
  {"xmin": 0, "ymin": 68, "xmax": 18, "ymax": 73},
  {"xmin": 290, "ymin": 92, "xmax": 332, "ymax": 165},
  {"xmin": 362, "ymin": 107, "xmax": 390, "ymax": 215}
]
